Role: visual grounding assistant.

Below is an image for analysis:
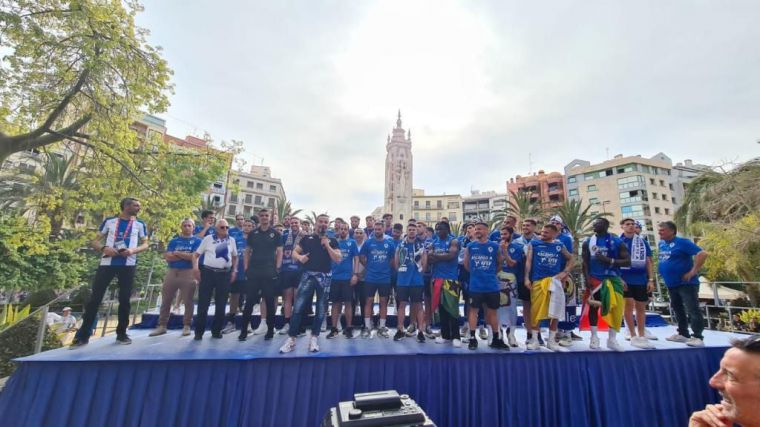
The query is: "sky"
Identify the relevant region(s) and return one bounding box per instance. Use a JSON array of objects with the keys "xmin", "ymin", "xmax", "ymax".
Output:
[{"xmin": 137, "ymin": 1, "xmax": 760, "ymax": 221}]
